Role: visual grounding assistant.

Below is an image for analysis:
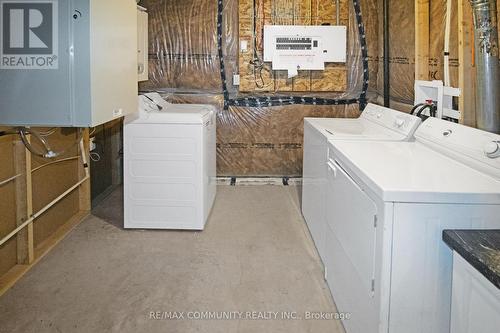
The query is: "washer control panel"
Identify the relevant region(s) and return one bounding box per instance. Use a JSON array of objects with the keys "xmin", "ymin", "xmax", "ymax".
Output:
[{"xmin": 361, "ymin": 103, "xmax": 422, "ymax": 136}]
